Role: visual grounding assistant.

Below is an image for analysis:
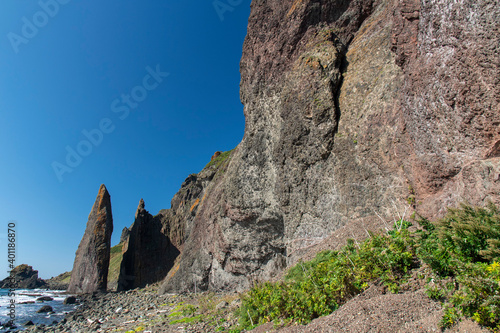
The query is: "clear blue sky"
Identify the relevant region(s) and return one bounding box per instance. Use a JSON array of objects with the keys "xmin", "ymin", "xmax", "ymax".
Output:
[{"xmin": 0, "ymin": 0, "xmax": 250, "ymax": 279}]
